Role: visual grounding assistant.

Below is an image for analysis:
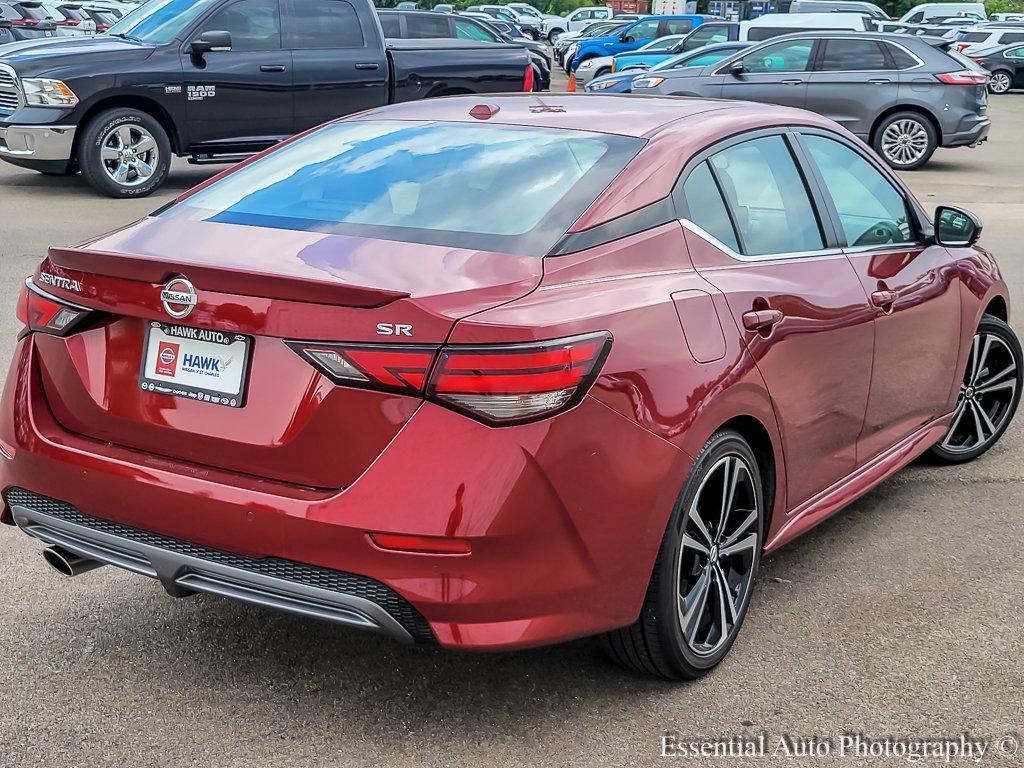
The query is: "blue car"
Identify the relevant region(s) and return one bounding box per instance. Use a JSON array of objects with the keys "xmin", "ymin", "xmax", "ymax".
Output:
[
  {"xmin": 584, "ymin": 41, "xmax": 751, "ymax": 93},
  {"xmin": 603, "ymin": 20, "xmax": 741, "ymax": 73},
  {"xmin": 570, "ymin": 14, "xmax": 716, "ymax": 71}
]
